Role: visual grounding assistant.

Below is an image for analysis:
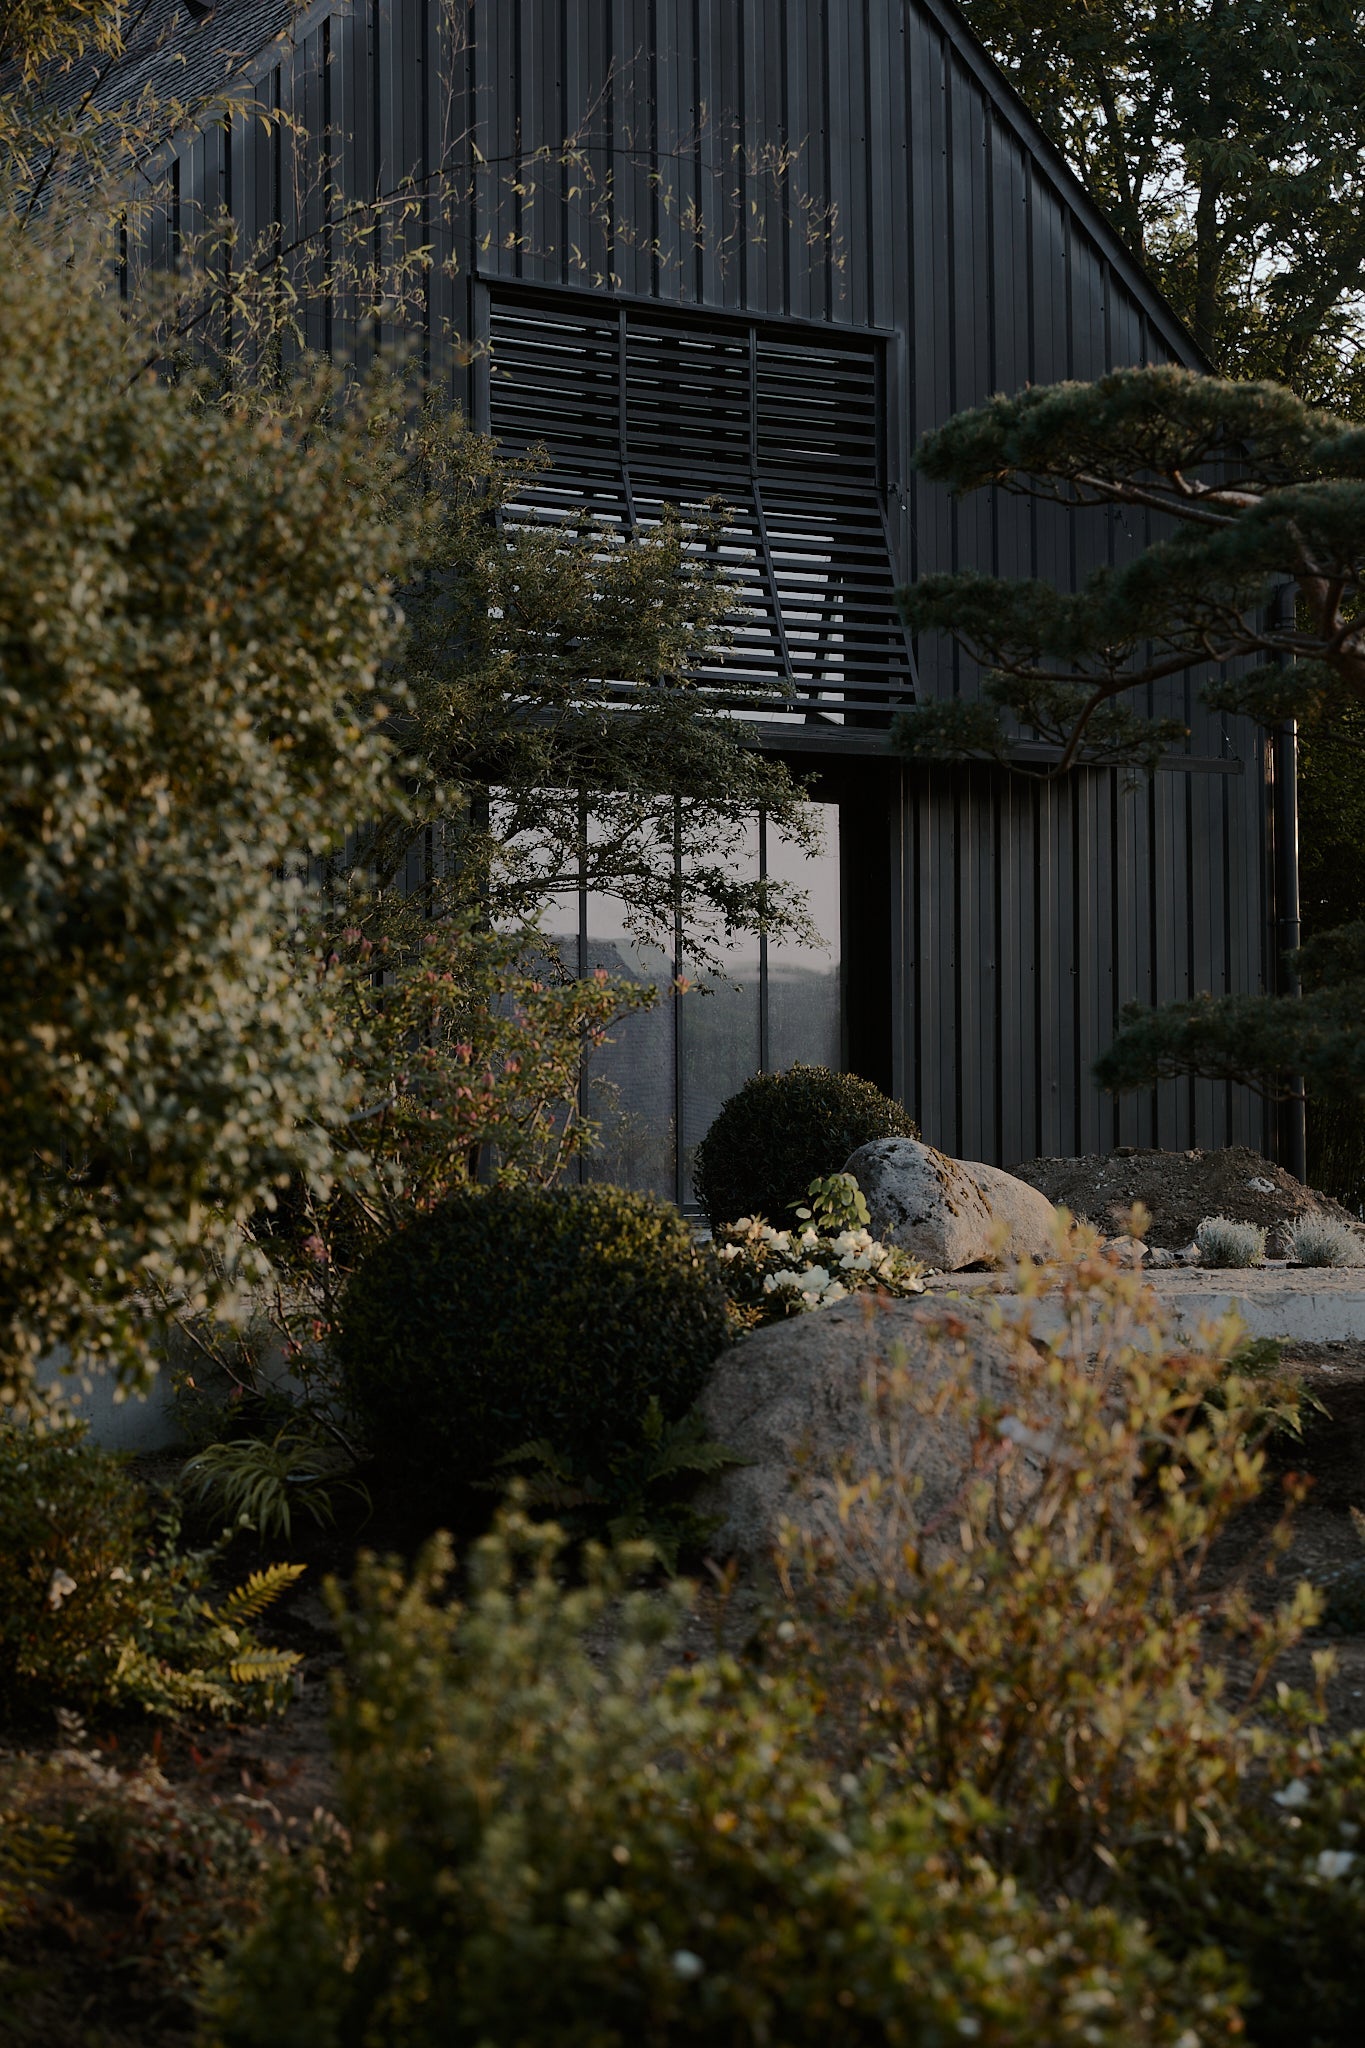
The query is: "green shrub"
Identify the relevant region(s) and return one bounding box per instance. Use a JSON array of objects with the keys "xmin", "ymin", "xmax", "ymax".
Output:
[
  {"xmin": 0, "ymin": 1417, "xmax": 302, "ymax": 1721},
  {"xmin": 337, "ymin": 1184, "xmax": 731, "ymax": 1520},
  {"xmin": 201, "ymin": 1514, "xmax": 1241, "ymax": 2048},
  {"xmin": 692, "ymin": 1064, "xmax": 918, "ymax": 1232},
  {"xmin": 1133, "ymin": 1737, "xmax": 1365, "ymax": 2048}
]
